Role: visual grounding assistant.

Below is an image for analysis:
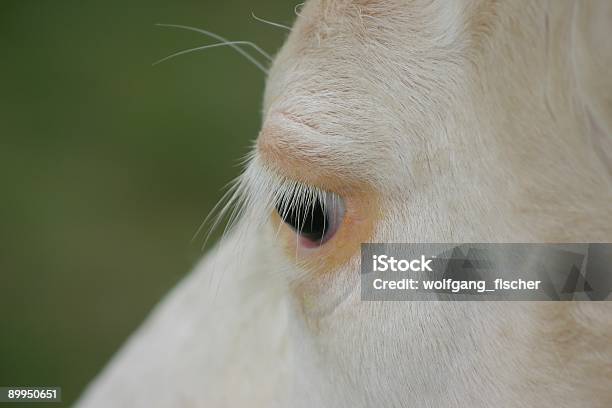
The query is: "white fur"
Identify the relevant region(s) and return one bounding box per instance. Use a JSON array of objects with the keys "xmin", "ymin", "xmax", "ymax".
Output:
[{"xmin": 78, "ymin": 1, "xmax": 612, "ymax": 407}]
